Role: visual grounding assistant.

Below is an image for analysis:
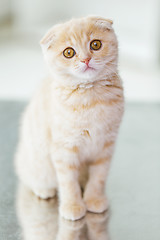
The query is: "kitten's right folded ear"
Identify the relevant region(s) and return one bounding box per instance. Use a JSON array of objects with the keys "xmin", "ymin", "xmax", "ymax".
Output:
[
  {"xmin": 40, "ymin": 27, "xmax": 56, "ymax": 50},
  {"xmin": 89, "ymin": 16, "xmax": 113, "ymax": 31}
]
